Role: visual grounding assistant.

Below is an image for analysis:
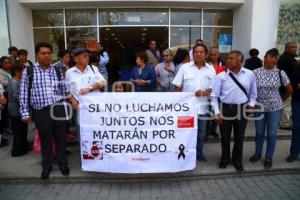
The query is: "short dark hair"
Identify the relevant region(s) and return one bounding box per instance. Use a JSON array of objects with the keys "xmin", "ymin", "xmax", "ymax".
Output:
[
  {"xmin": 11, "ymin": 62, "xmax": 24, "ymax": 73},
  {"xmin": 136, "ymin": 51, "xmax": 148, "ymax": 63},
  {"xmin": 17, "ymin": 49, "xmax": 28, "ymax": 56},
  {"xmin": 8, "ymin": 46, "xmax": 18, "ymax": 53},
  {"xmin": 58, "ymin": 49, "xmax": 70, "ymax": 59},
  {"xmin": 35, "ymin": 42, "xmax": 53, "ymax": 54},
  {"xmin": 192, "ymin": 44, "xmax": 208, "ymax": 54},
  {"xmin": 229, "ymin": 50, "xmax": 244, "ymax": 62},
  {"xmin": 249, "ymin": 48, "xmax": 259, "ymax": 57},
  {"xmin": 89, "ymin": 54, "xmax": 100, "ymax": 64},
  {"xmin": 265, "ymin": 48, "xmax": 279, "ymax": 57},
  {"xmin": 173, "ymin": 48, "xmax": 189, "ymax": 66}
]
